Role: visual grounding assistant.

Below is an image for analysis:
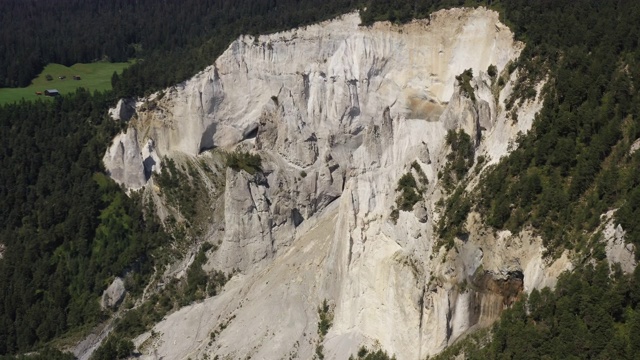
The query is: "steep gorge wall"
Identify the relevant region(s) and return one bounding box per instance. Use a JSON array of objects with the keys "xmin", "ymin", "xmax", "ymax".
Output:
[
  {"xmin": 103, "ymin": 7, "xmax": 569, "ymax": 360},
  {"xmin": 105, "ymin": 8, "xmax": 521, "ymax": 180}
]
